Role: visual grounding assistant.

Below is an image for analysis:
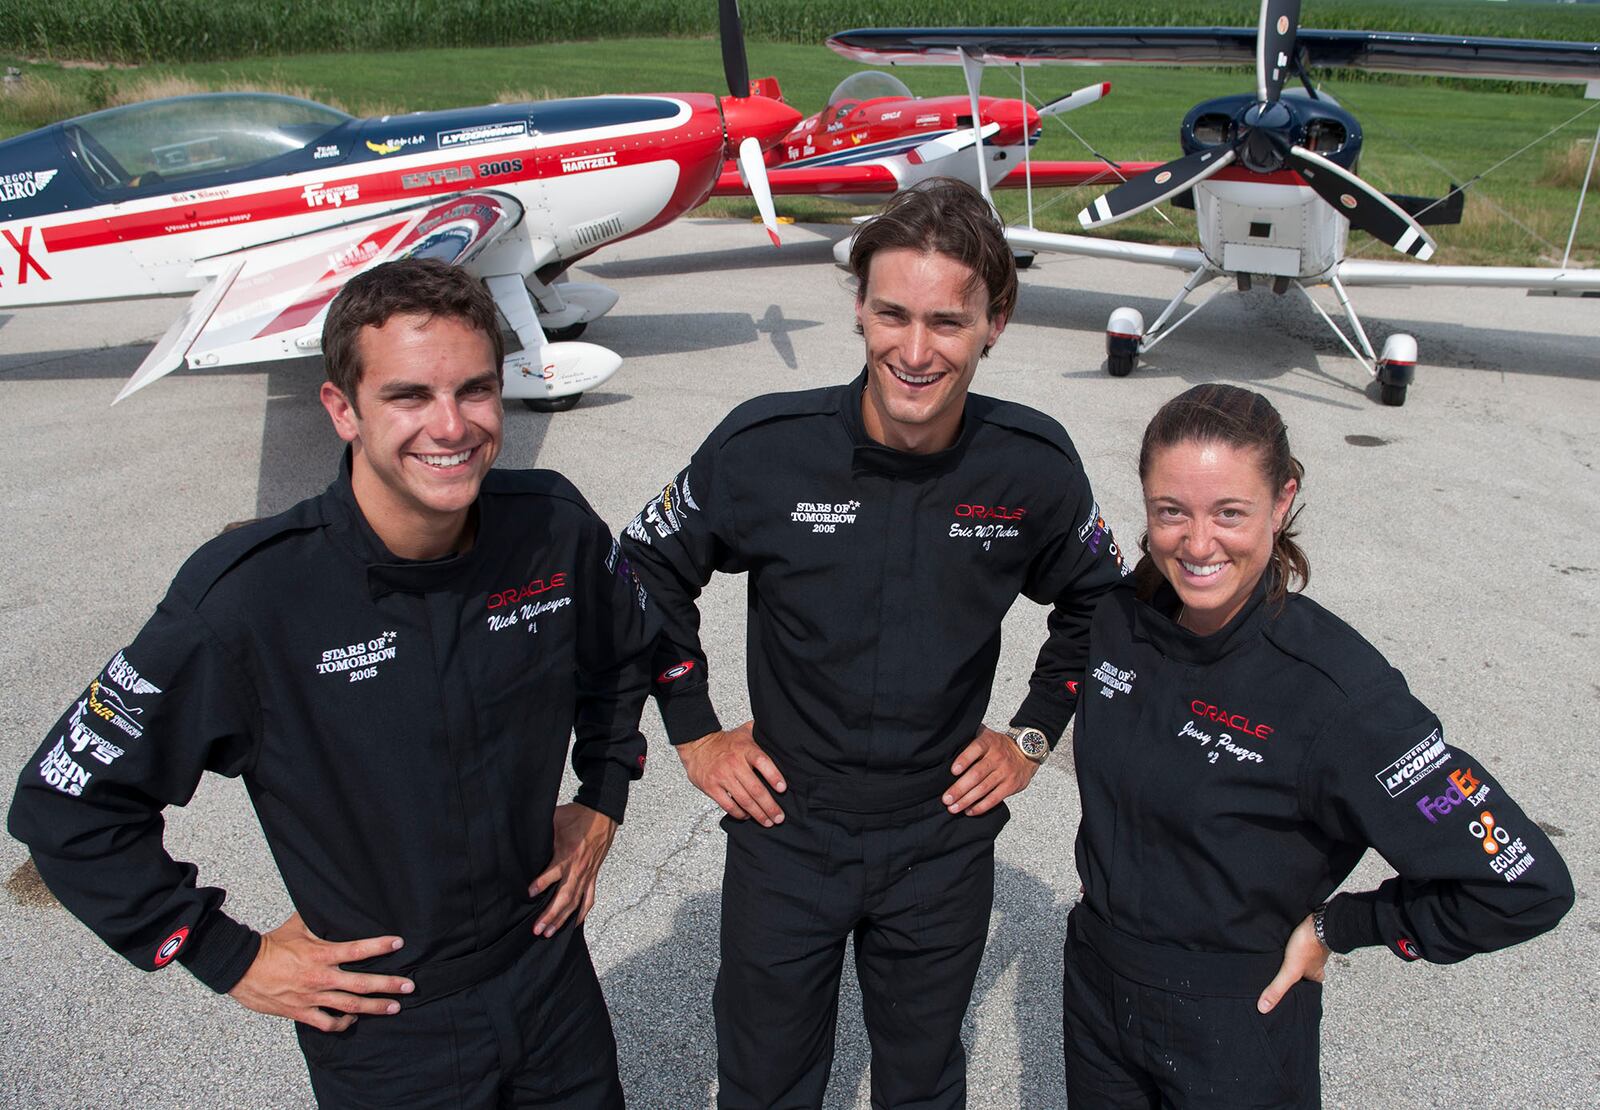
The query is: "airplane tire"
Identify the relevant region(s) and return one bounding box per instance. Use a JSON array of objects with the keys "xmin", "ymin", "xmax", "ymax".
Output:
[
  {"xmin": 544, "ymin": 322, "xmax": 587, "ymax": 342},
  {"xmin": 522, "ymin": 393, "xmax": 583, "ymax": 413},
  {"xmin": 1379, "ymin": 382, "xmax": 1408, "ymax": 407},
  {"xmin": 1107, "ymin": 351, "xmax": 1136, "ymax": 378}
]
